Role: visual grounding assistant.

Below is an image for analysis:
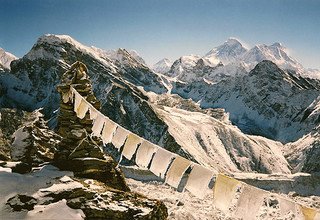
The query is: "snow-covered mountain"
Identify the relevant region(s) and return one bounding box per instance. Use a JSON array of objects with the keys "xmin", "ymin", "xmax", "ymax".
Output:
[
  {"xmin": 172, "ymin": 60, "xmax": 320, "ymax": 143},
  {"xmin": 204, "ymin": 38, "xmax": 248, "ymax": 66},
  {"xmin": 0, "ymin": 34, "xmax": 166, "ymax": 114},
  {"xmin": 152, "ymin": 58, "xmax": 173, "ymax": 74},
  {"xmin": 0, "ymin": 48, "xmax": 17, "ymax": 70},
  {"xmin": 240, "ymin": 42, "xmax": 304, "ymax": 72},
  {"xmin": 1, "ymin": 33, "xmax": 320, "ymax": 174},
  {"xmin": 91, "ymin": 47, "xmax": 147, "ymax": 66},
  {"xmin": 0, "ymin": 34, "xmax": 294, "ymax": 174},
  {"xmin": 162, "ymin": 38, "xmax": 319, "ymax": 83}
]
